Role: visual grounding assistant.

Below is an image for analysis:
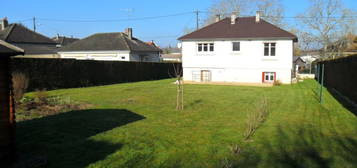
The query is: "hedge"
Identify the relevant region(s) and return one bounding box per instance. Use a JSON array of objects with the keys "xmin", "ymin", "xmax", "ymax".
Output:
[{"xmin": 11, "ymin": 58, "xmax": 181, "ymax": 91}]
